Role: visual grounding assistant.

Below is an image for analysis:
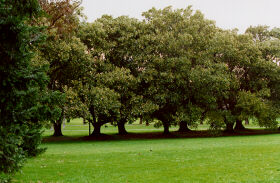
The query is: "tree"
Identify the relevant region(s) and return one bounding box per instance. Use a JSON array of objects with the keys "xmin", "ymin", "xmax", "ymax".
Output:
[
  {"xmin": 78, "ymin": 16, "xmax": 156, "ymax": 135},
  {"xmin": 208, "ymin": 29, "xmax": 279, "ymax": 132},
  {"xmin": 245, "ymin": 25, "xmax": 271, "ymax": 42},
  {"xmin": 246, "ymin": 26, "xmax": 280, "ymax": 129},
  {"xmin": 37, "ymin": 36, "xmax": 91, "ymax": 136},
  {"xmin": 139, "ymin": 6, "xmax": 228, "ymax": 133},
  {"xmin": 0, "ymin": 0, "xmax": 60, "ymax": 180},
  {"xmin": 68, "ymin": 83, "xmax": 121, "ymax": 135},
  {"xmin": 34, "ymin": 0, "xmax": 89, "ymax": 136},
  {"xmin": 37, "ymin": 0, "xmax": 83, "ymax": 38}
]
